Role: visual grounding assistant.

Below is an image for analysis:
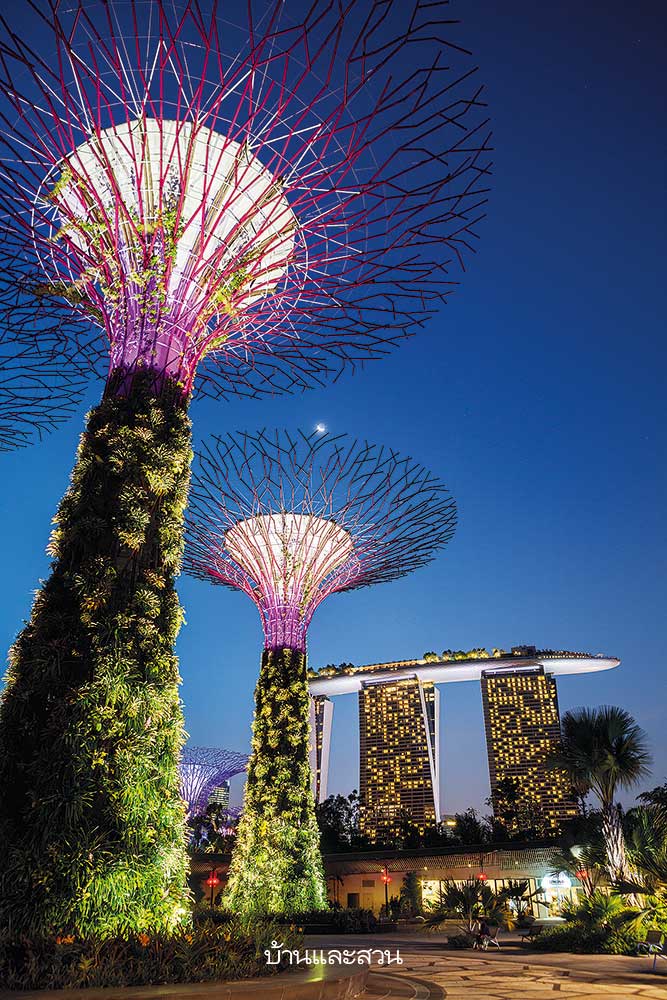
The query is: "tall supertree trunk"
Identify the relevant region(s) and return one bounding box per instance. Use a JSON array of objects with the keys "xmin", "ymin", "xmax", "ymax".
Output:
[
  {"xmin": 0, "ymin": 373, "xmax": 192, "ymax": 937},
  {"xmin": 225, "ymin": 647, "xmax": 327, "ymax": 915}
]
